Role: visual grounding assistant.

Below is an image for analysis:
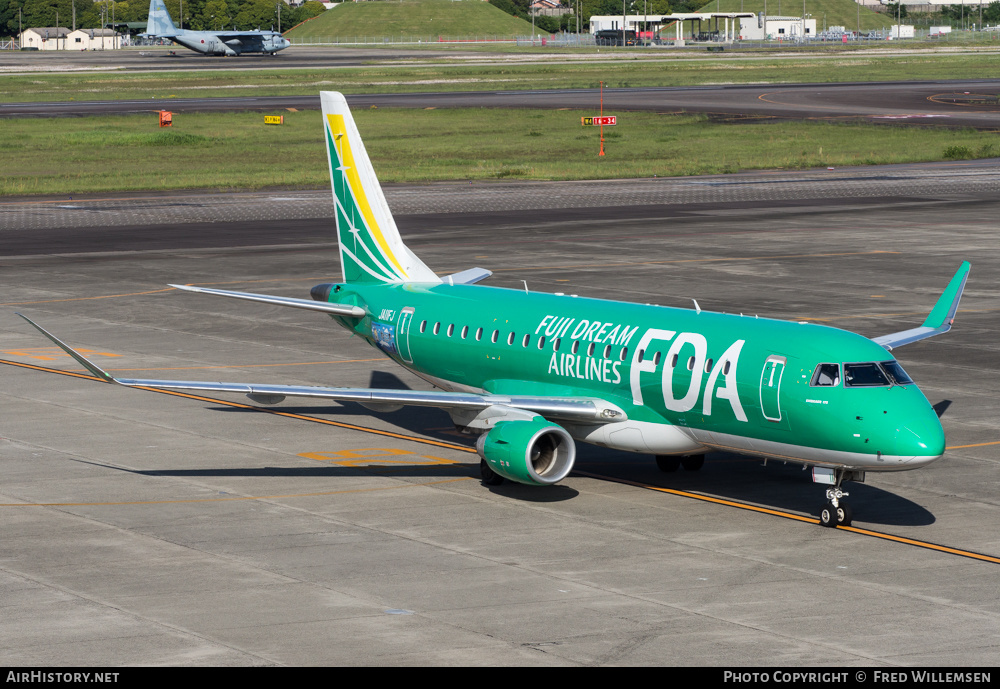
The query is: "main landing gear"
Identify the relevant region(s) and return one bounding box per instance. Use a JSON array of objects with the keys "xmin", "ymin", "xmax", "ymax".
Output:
[
  {"xmin": 656, "ymin": 454, "xmax": 705, "ymax": 472},
  {"xmin": 480, "ymin": 459, "xmax": 504, "ymax": 486},
  {"xmin": 819, "ymin": 468, "xmax": 853, "ymax": 528}
]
